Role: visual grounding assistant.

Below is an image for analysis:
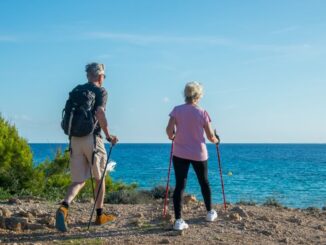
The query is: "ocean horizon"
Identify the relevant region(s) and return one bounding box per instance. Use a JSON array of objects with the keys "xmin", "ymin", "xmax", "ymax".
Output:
[{"xmin": 30, "ymin": 143, "xmax": 326, "ymax": 209}]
